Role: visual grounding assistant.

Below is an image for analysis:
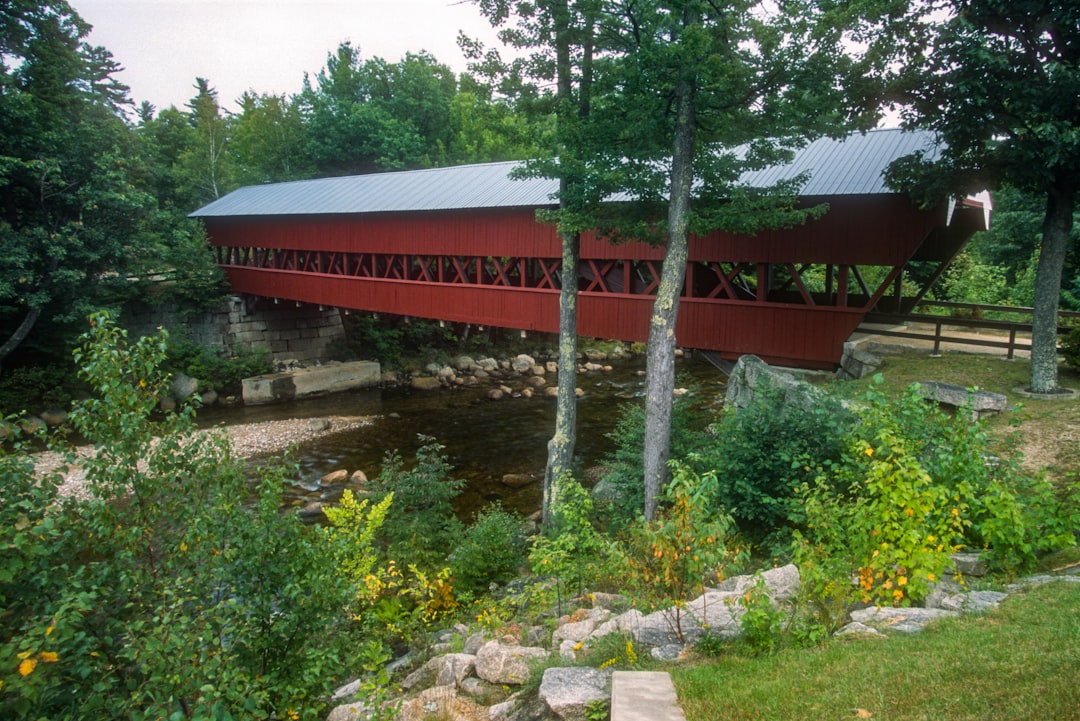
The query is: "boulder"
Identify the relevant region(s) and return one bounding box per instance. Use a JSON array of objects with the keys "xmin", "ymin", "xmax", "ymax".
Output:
[
  {"xmin": 410, "ymin": 376, "xmax": 443, "ymax": 392},
  {"xmin": 835, "ymin": 342, "xmax": 883, "ymax": 381},
  {"xmin": 39, "ymin": 408, "xmax": 69, "ymax": 427},
  {"xmin": 199, "ymin": 390, "xmax": 219, "ymax": 407},
  {"xmin": 502, "ymin": 473, "xmax": 537, "ymax": 488},
  {"xmin": 488, "ymin": 389, "xmax": 506, "ymax": 401},
  {"xmin": 512, "ymin": 355, "xmax": 536, "ymax": 374},
  {"xmin": 715, "ymin": 564, "xmax": 801, "ymax": 603},
  {"xmin": 526, "ymin": 376, "xmax": 547, "ymax": 388},
  {"xmin": 916, "ymin": 381, "xmax": 1007, "ymax": 419},
  {"xmin": 539, "ymin": 667, "xmax": 610, "ymax": 721},
  {"xmin": 849, "ymin": 606, "xmax": 957, "ymax": 634},
  {"xmin": 400, "ymin": 685, "xmax": 486, "ymax": 721},
  {"xmin": 685, "ymin": 590, "xmax": 744, "ymax": 638},
  {"xmin": 475, "ymin": 642, "xmax": 548, "ymax": 685},
  {"xmin": 454, "ymin": 355, "xmax": 478, "ymax": 372},
  {"xmin": 725, "ymin": 354, "xmax": 827, "ymax": 412},
  {"xmin": 350, "ymin": 469, "xmax": 368, "ymax": 484},
  {"xmin": 321, "ymin": 469, "xmax": 349, "ymax": 485},
  {"xmin": 170, "ymin": 372, "xmax": 200, "ymax": 400}
]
